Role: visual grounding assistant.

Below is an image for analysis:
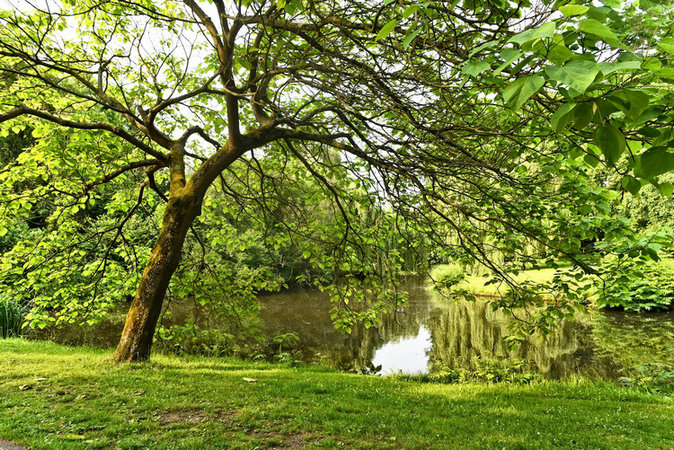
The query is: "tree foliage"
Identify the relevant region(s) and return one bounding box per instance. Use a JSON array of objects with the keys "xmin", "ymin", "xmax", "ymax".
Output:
[{"xmin": 0, "ymin": 0, "xmax": 673, "ymax": 360}]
